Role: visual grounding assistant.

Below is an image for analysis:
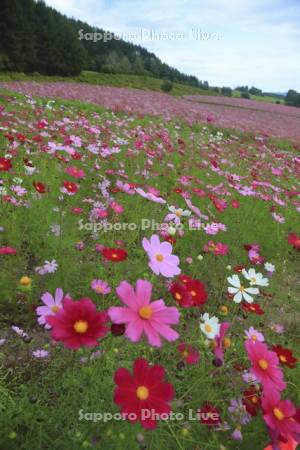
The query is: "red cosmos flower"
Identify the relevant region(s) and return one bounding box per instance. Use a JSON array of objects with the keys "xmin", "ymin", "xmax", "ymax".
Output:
[
  {"xmin": 243, "ymin": 386, "xmax": 261, "ymax": 416},
  {"xmin": 46, "ymin": 297, "xmax": 109, "ymax": 349},
  {"xmin": 185, "ymin": 279, "xmax": 208, "ymax": 306},
  {"xmin": 272, "ymin": 345, "xmax": 298, "ymax": 369},
  {"xmin": 197, "ymin": 403, "xmax": 221, "ymax": 426},
  {"xmin": 178, "ymin": 343, "xmax": 200, "ymax": 365},
  {"xmin": 179, "ymin": 274, "xmax": 193, "ymax": 284},
  {"xmin": 170, "ymin": 282, "xmax": 193, "ymax": 307},
  {"xmin": 231, "ymin": 199, "xmax": 240, "ymax": 208},
  {"xmin": 234, "ymin": 264, "xmax": 246, "ymax": 273},
  {"xmin": 33, "ymin": 181, "xmax": 47, "ymax": 194},
  {"xmin": 242, "ymin": 303, "xmax": 264, "ymax": 315},
  {"xmin": 114, "ymin": 358, "xmax": 174, "ymax": 429},
  {"xmin": 102, "ymin": 247, "xmax": 128, "ymax": 262},
  {"xmin": 288, "ymin": 233, "xmax": 300, "ymax": 251},
  {"xmin": 62, "ymin": 180, "xmax": 79, "ymax": 194},
  {"xmin": 0, "ymin": 157, "xmax": 12, "ymax": 171},
  {"xmin": 164, "ymin": 234, "xmax": 176, "ymax": 245},
  {"xmin": 71, "ymin": 152, "xmax": 82, "ymax": 160}
]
